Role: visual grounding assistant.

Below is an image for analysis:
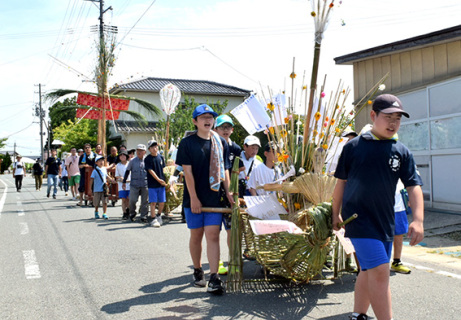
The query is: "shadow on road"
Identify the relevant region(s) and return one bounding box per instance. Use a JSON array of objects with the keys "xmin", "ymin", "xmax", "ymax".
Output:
[{"xmin": 101, "ymin": 262, "xmax": 356, "ymax": 319}]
